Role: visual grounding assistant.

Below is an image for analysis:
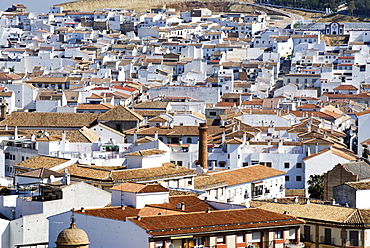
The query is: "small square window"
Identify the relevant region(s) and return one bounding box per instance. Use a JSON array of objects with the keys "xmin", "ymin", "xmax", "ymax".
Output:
[
  {"xmin": 296, "ymin": 163, "xmax": 302, "ymax": 168},
  {"xmin": 285, "ymin": 176, "xmax": 290, "ymax": 181},
  {"xmin": 284, "ymin": 162, "xmax": 290, "ymax": 168},
  {"xmin": 296, "ymin": 176, "xmax": 302, "ymax": 181}
]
